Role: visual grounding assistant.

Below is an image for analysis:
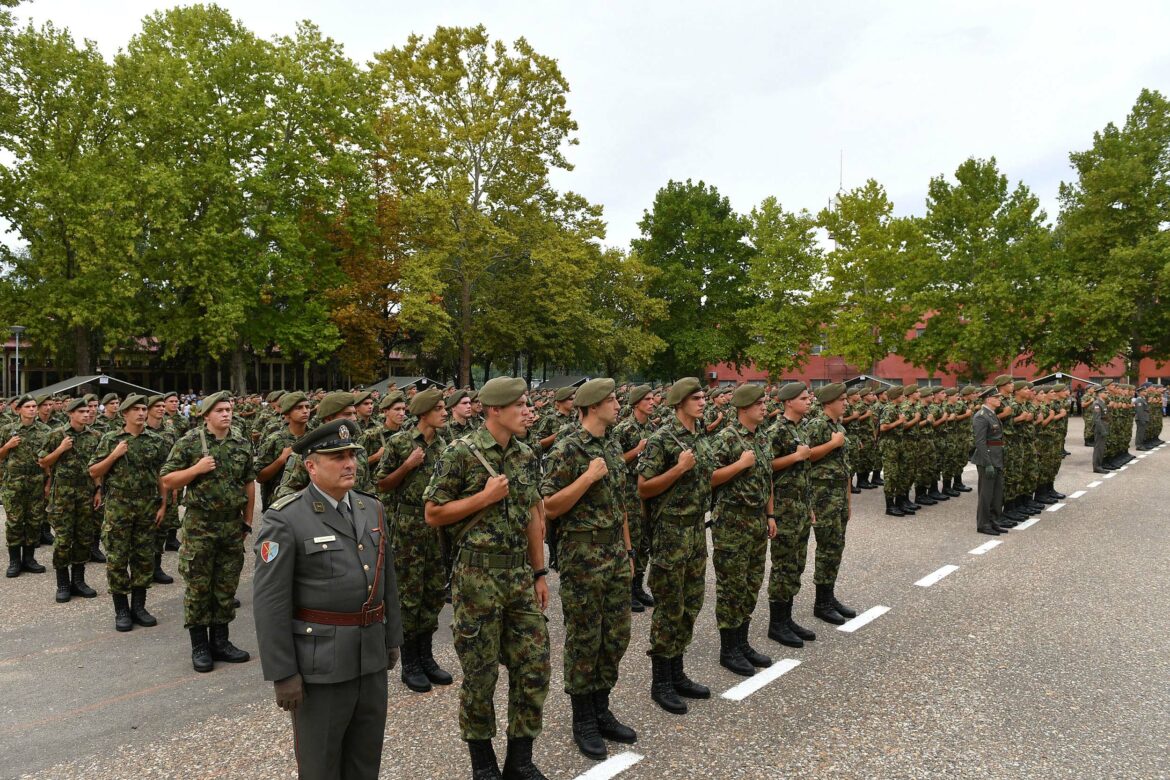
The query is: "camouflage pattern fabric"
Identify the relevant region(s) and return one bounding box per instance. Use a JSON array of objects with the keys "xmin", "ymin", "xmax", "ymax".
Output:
[
  {"xmin": 276, "ymin": 447, "xmax": 372, "ymax": 500},
  {"xmin": 255, "ymin": 425, "xmax": 297, "ymax": 510},
  {"xmin": 612, "ymin": 414, "xmax": 654, "ymax": 569},
  {"xmin": 42, "ymin": 425, "xmax": 102, "ymax": 568},
  {"xmin": 804, "ymin": 415, "xmax": 850, "ymax": 586},
  {"xmin": 767, "ymin": 415, "xmax": 813, "ymax": 602},
  {"xmin": 1, "ymin": 419, "xmax": 51, "ymax": 546}
]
